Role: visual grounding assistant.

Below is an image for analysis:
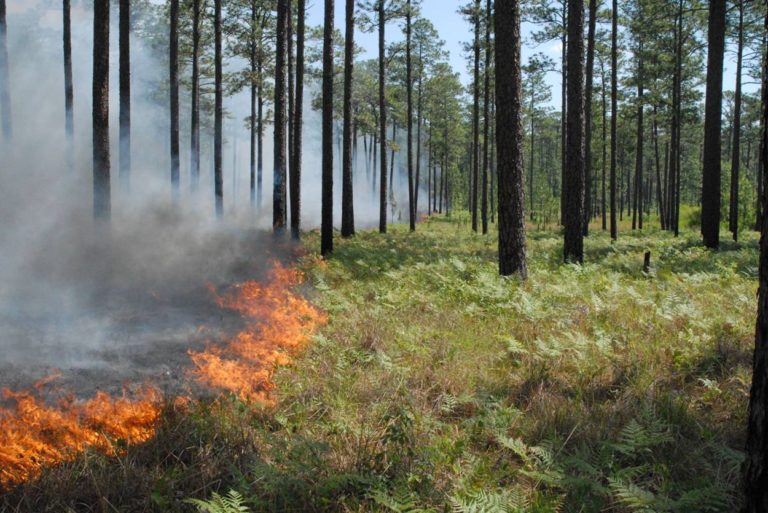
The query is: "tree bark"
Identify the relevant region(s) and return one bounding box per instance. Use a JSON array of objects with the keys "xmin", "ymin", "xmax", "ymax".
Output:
[
  {"xmin": 378, "ymin": 0, "xmax": 388, "ymax": 233},
  {"xmin": 274, "ymin": 0, "xmax": 288, "ymax": 231},
  {"xmin": 563, "ymin": 0, "xmax": 585, "ymax": 263},
  {"xmin": 701, "ymin": 0, "xmax": 725, "ymax": 249},
  {"xmin": 170, "ymin": 0, "xmax": 180, "ymax": 197},
  {"xmin": 742, "ymin": 10, "xmax": 768, "ymax": 508},
  {"xmin": 321, "ymin": 0, "xmax": 334, "ymax": 255},
  {"xmin": 63, "ymin": 0, "xmax": 73, "ymax": 168},
  {"xmin": 406, "ymin": 0, "xmax": 415, "ymax": 231},
  {"xmin": 341, "ymin": 0, "xmax": 355, "ymax": 237},
  {"xmin": 93, "ymin": 0, "xmax": 110, "ymax": 220},
  {"xmin": 292, "ymin": 0, "xmax": 305, "ymax": 238},
  {"xmin": 0, "ymin": 0, "xmax": 11, "ymax": 141},
  {"xmin": 119, "ymin": 0, "xmax": 131, "ymax": 190},
  {"xmin": 481, "ymin": 0, "xmax": 491, "ymax": 235},
  {"xmin": 583, "ymin": 0, "xmax": 596, "ymax": 236},
  {"xmin": 214, "ymin": 0, "xmax": 224, "ymax": 217},
  {"xmin": 191, "ymin": 0, "xmax": 201, "ymax": 192},
  {"xmin": 633, "ymin": 44, "xmax": 644, "ymax": 231},
  {"xmin": 495, "ymin": 0, "xmax": 527, "ymax": 277}
]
